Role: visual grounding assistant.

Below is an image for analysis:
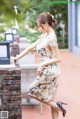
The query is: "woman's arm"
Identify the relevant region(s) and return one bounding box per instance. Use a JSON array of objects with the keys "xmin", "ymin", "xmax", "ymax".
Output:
[{"xmin": 15, "ymin": 39, "xmax": 40, "ymax": 61}]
